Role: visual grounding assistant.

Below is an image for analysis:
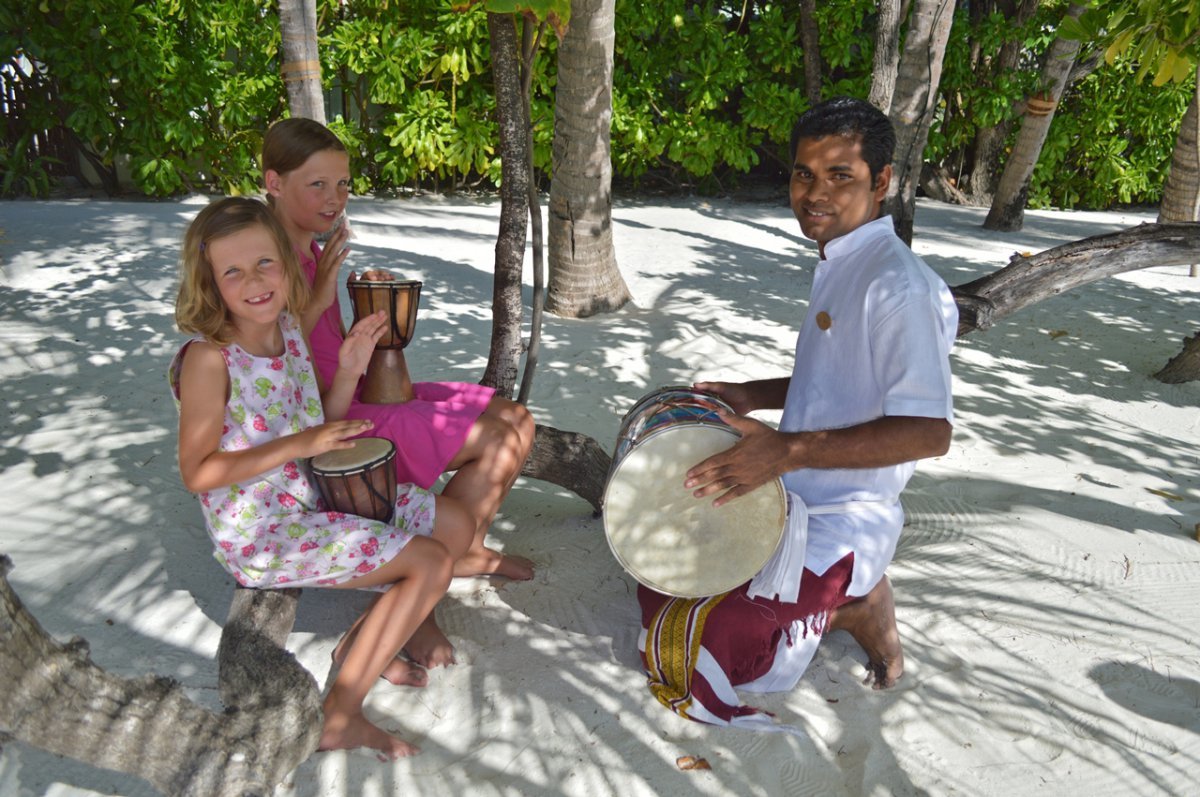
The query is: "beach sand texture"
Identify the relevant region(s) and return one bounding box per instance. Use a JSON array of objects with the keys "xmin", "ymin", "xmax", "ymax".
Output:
[{"xmin": 0, "ymin": 196, "xmax": 1197, "ymax": 796}]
